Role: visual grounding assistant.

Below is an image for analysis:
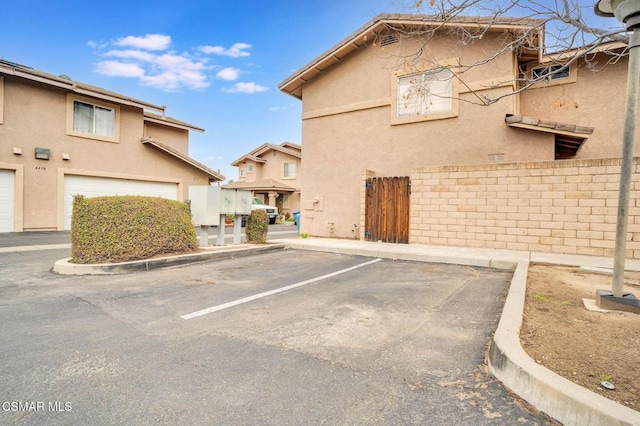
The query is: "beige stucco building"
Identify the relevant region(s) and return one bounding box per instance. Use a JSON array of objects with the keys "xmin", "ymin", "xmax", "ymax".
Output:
[
  {"xmin": 225, "ymin": 142, "xmax": 301, "ymax": 217},
  {"xmin": 279, "ymin": 14, "xmax": 633, "ymax": 239},
  {"xmin": 0, "ymin": 59, "xmax": 223, "ymax": 232}
]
